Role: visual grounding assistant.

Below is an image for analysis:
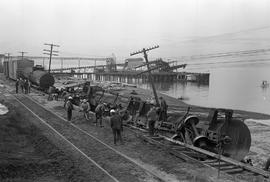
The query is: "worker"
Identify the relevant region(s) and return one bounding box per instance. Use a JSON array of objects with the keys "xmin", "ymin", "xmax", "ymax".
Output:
[
  {"xmin": 110, "ymin": 109, "xmax": 123, "ymax": 145},
  {"xmin": 147, "ymin": 100, "xmax": 159, "ymax": 136},
  {"xmin": 81, "ymin": 99, "xmax": 91, "ymax": 120},
  {"xmin": 65, "ymin": 96, "xmax": 74, "ymax": 121},
  {"xmin": 15, "ymin": 79, "xmax": 19, "ymax": 94},
  {"xmin": 128, "ymin": 97, "xmax": 136, "ymax": 122},
  {"xmin": 27, "ymin": 79, "xmax": 31, "ymax": 93},
  {"xmin": 264, "ymin": 157, "xmax": 270, "ymax": 171},
  {"xmin": 24, "ymin": 79, "xmax": 29, "ymax": 94},
  {"xmin": 159, "ymin": 96, "xmax": 168, "ymax": 122},
  {"xmin": 48, "ymin": 86, "xmax": 54, "ymax": 101},
  {"xmin": 19, "ymin": 78, "xmax": 24, "ymax": 93},
  {"xmin": 95, "ymin": 103, "xmax": 105, "ymax": 127}
]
